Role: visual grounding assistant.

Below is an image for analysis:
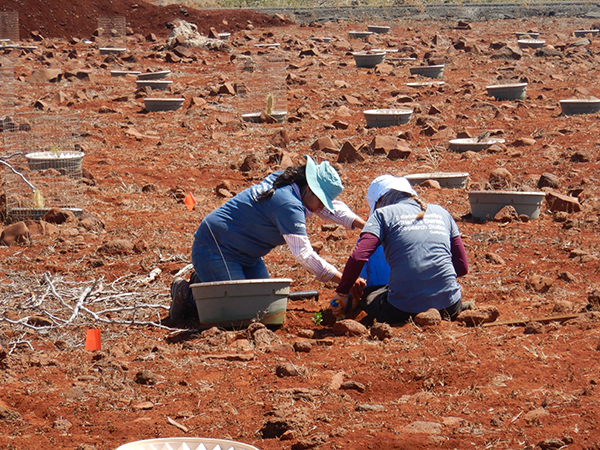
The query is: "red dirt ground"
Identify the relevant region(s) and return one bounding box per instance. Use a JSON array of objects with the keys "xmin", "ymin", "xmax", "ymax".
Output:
[{"xmin": 1, "ymin": 3, "xmax": 600, "ymax": 450}]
